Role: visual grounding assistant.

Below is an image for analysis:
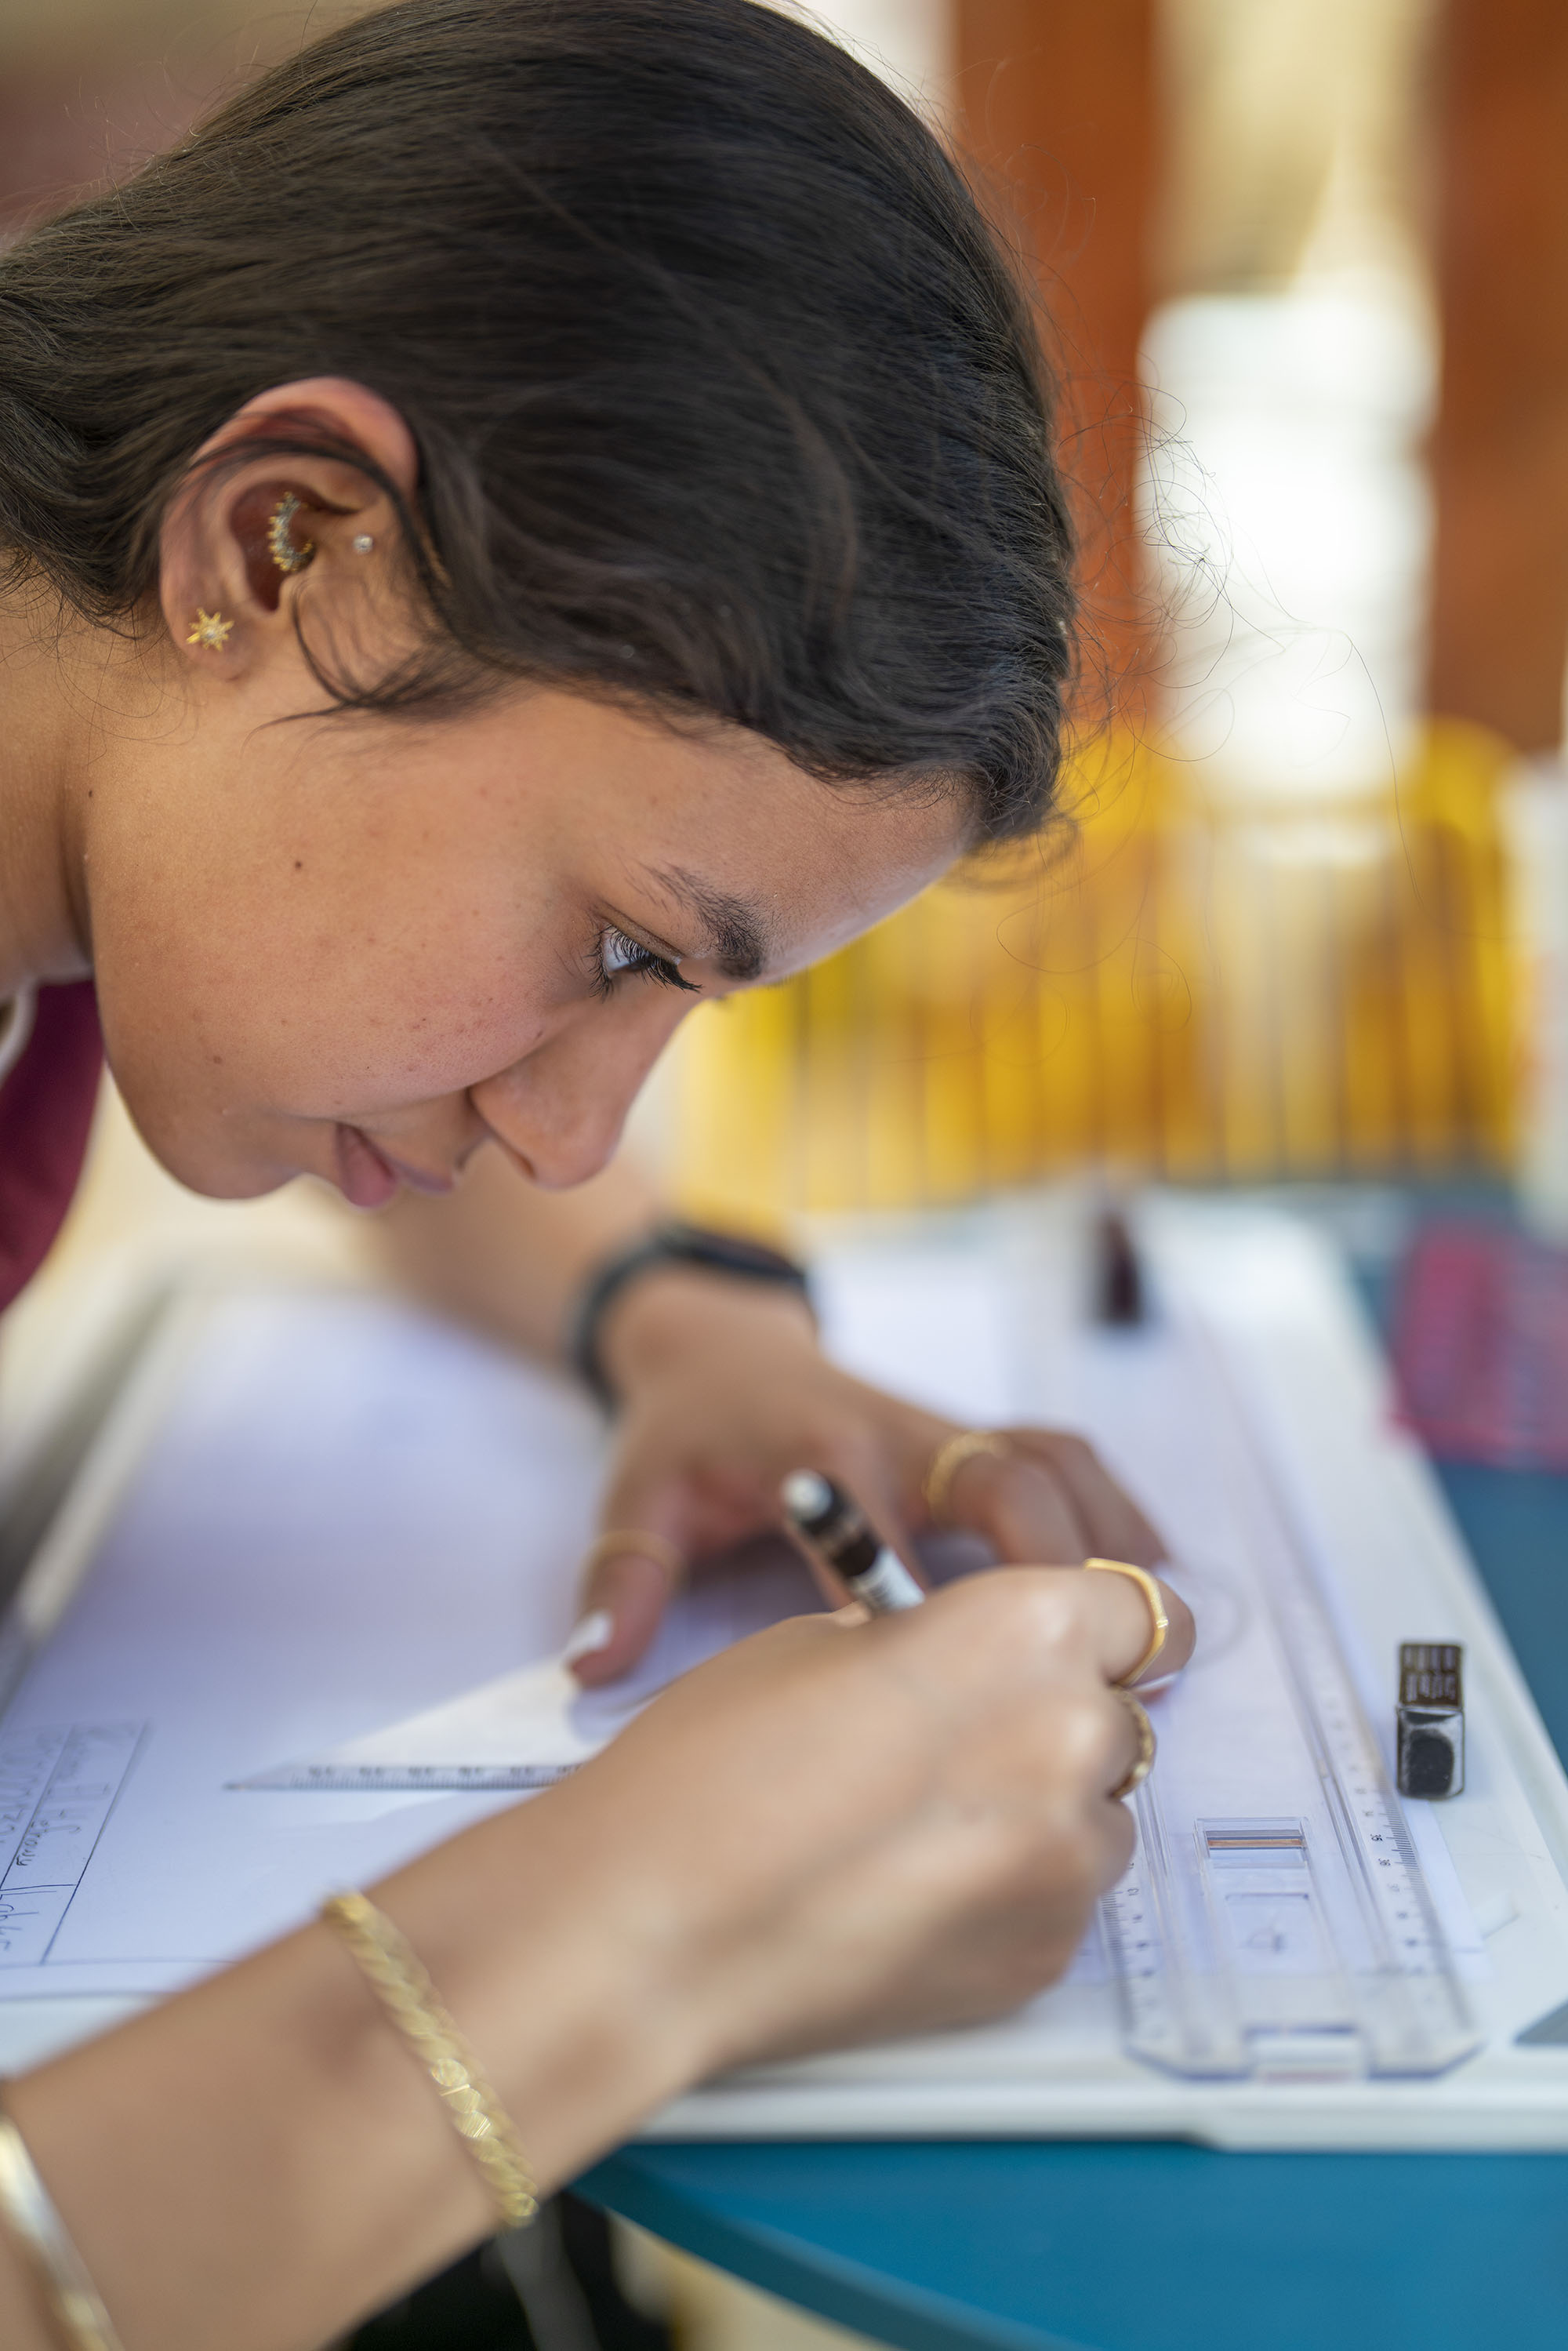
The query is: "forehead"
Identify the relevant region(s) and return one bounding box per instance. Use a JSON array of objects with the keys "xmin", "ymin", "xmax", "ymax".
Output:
[{"xmin": 495, "ymin": 689, "xmax": 969, "ymax": 973}]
